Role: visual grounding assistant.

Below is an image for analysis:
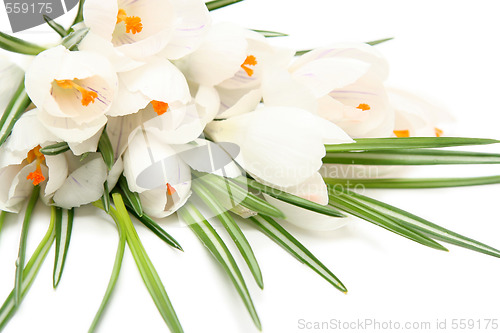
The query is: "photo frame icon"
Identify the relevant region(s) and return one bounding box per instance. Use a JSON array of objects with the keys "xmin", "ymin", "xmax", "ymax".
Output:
[{"xmin": 3, "ymin": 0, "xmax": 79, "ymax": 33}]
